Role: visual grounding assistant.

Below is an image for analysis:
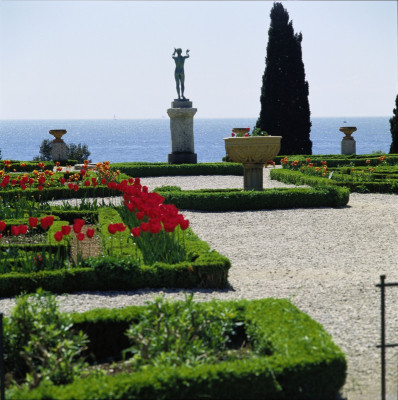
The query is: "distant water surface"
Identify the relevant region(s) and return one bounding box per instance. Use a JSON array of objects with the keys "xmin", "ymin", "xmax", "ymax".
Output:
[{"xmin": 0, "ymin": 117, "xmax": 391, "ymax": 162}]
